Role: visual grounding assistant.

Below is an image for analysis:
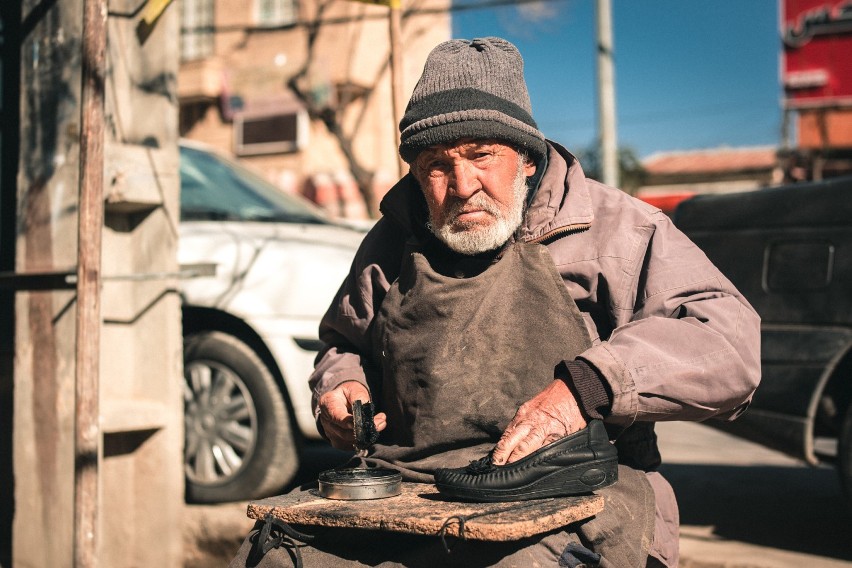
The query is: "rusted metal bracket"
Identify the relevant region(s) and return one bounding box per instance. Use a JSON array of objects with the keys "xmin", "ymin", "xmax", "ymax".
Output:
[
  {"xmin": 0, "ymin": 263, "xmax": 216, "ymax": 291},
  {"xmin": 0, "ymin": 270, "xmax": 77, "ymax": 291}
]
